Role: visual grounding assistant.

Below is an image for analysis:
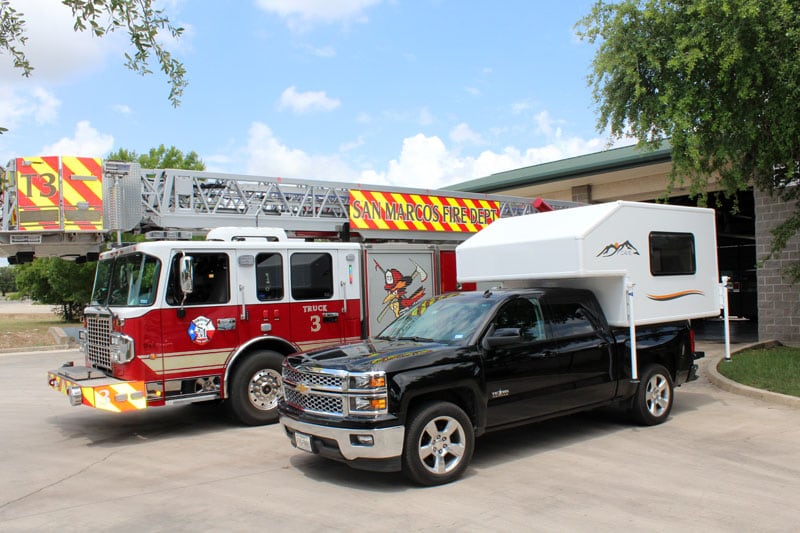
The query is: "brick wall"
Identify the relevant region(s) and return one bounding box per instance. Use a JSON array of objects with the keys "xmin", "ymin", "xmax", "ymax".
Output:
[
  {"xmin": 572, "ymin": 184, "xmax": 592, "ymax": 203},
  {"xmin": 754, "ymin": 187, "xmax": 800, "ymax": 344}
]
